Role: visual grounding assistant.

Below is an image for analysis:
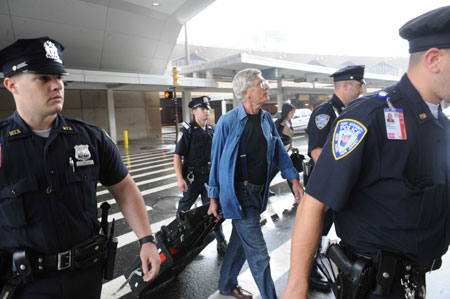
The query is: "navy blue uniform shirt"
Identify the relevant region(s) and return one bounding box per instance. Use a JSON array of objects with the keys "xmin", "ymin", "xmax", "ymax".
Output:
[
  {"xmin": 306, "ymin": 74, "xmax": 450, "ymax": 264},
  {"xmin": 307, "ymin": 94, "xmax": 345, "ymax": 156},
  {"xmin": 174, "ymin": 120, "xmax": 213, "ymax": 167},
  {"xmin": 0, "ymin": 113, "xmax": 128, "ymax": 254}
]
